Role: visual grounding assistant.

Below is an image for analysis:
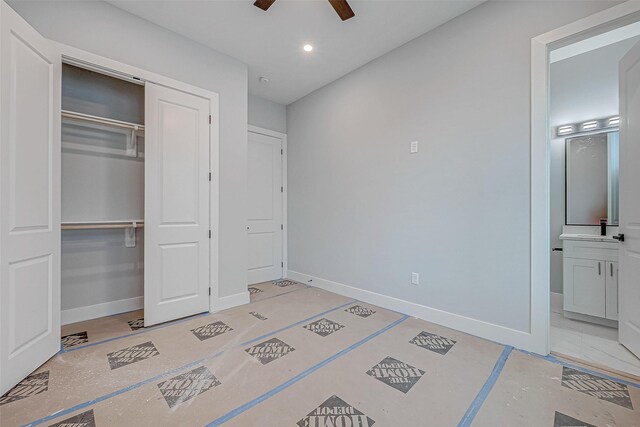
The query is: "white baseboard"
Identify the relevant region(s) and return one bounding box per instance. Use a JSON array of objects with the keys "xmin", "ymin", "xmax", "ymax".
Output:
[
  {"xmin": 287, "ymin": 270, "xmax": 538, "ymax": 353},
  {"xmin": 210, "ymin": 290, "xmax": 250, "ymax": 312},
  {"xmin": 62, "ymin": 296, "xmax": 143, "ymax": 325}
]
